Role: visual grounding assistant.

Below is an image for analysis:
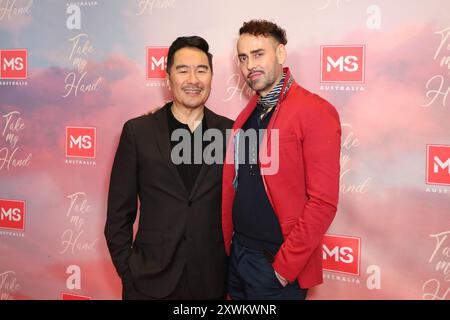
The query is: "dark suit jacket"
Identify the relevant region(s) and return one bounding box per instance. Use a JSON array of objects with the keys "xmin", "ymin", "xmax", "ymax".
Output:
[{"xmin": 105, "ymin": 102, "xmax": 232, "ymax": 299}]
